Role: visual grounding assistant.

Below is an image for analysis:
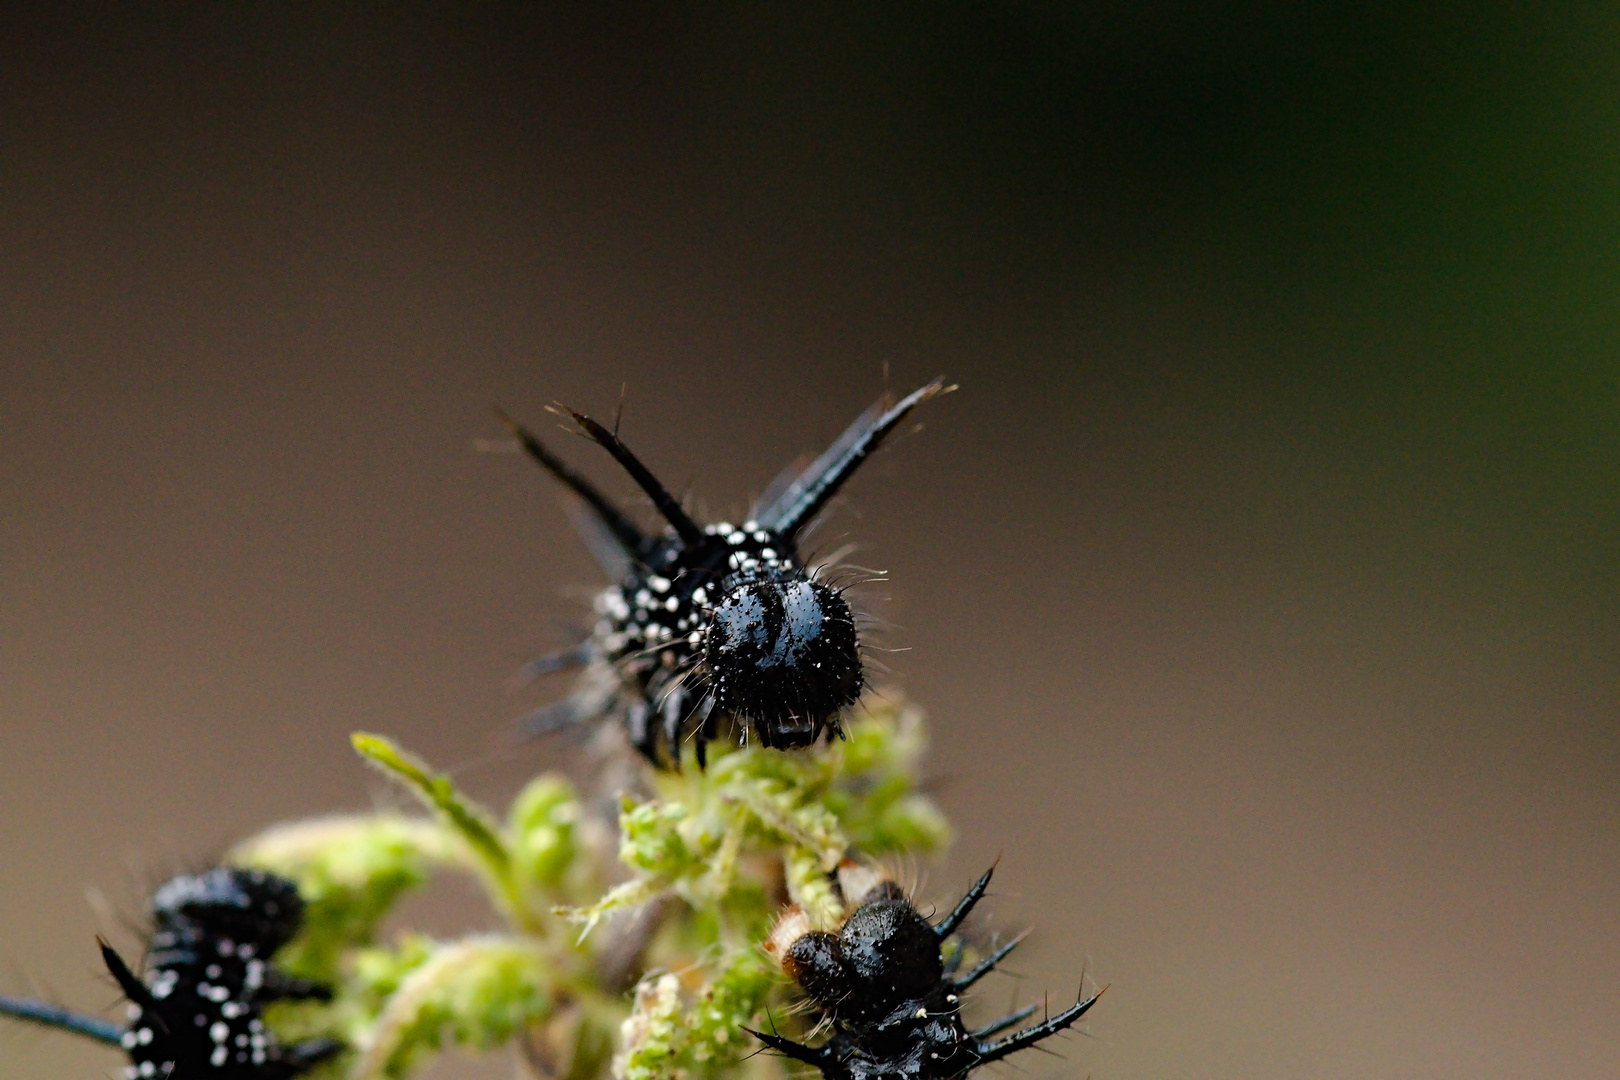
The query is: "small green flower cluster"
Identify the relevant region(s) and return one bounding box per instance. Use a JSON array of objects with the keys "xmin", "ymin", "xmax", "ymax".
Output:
[{"xmin": 230, "ymin": 696, "xmax": 950, "ymax": 1080}]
